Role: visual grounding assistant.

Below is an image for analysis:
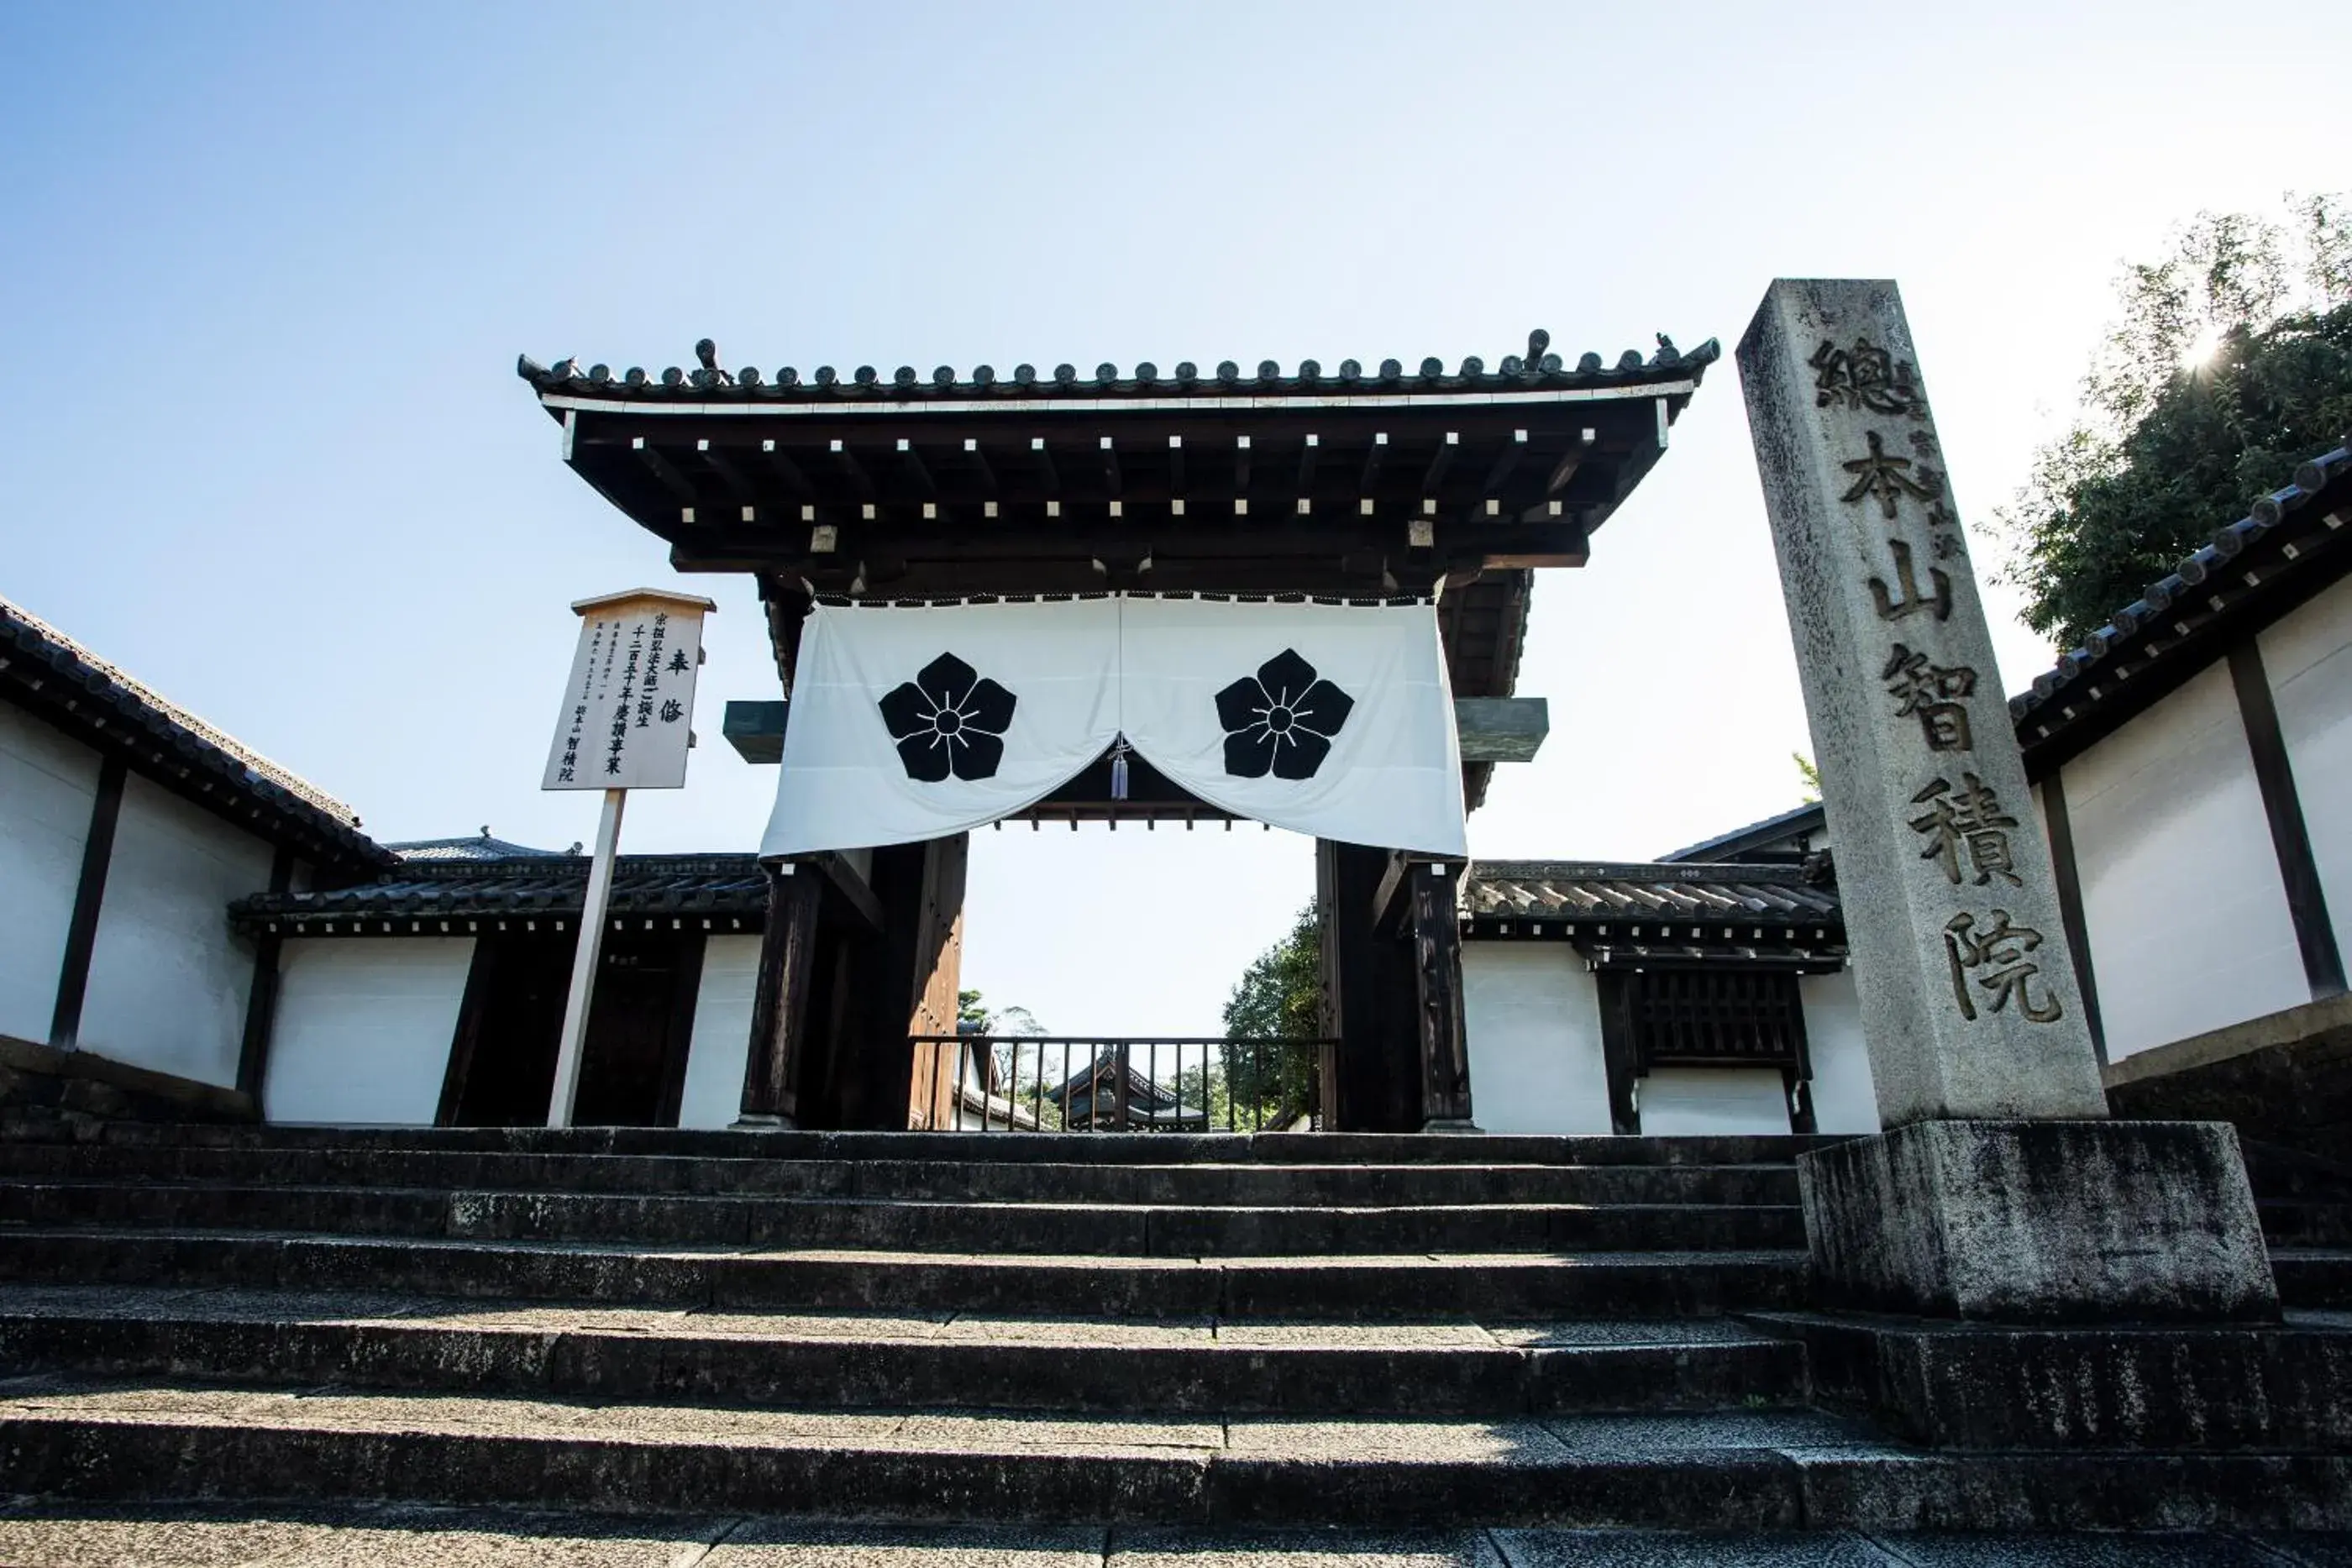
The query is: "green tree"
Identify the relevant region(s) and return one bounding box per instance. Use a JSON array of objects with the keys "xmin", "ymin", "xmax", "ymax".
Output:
[
  {"xmin": 1996, "ymin": 193, "xmax": 2352, "ymax": 649},
  {"xmin": 1217, "ymin": 904, "xmax": 1323, "ymax": 1130},
  {"xmin": 953, "ymin": 990, "xmax": 1061, "ymax": 1128},
  {"xmin": 1793, "ymin": 753, "xmax": 1821, "ymax": 805}
]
